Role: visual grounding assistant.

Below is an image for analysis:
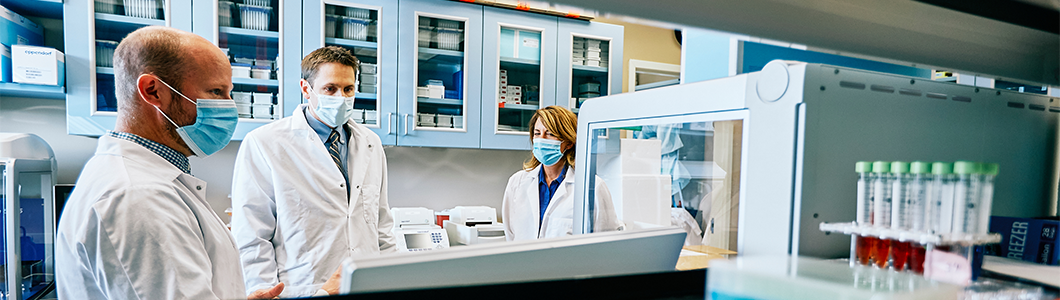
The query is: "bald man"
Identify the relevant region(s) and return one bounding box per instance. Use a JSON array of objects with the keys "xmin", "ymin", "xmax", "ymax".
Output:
[{"xmin": 55, "ymin": 26, "xmax": 285, "ymax": 299}]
